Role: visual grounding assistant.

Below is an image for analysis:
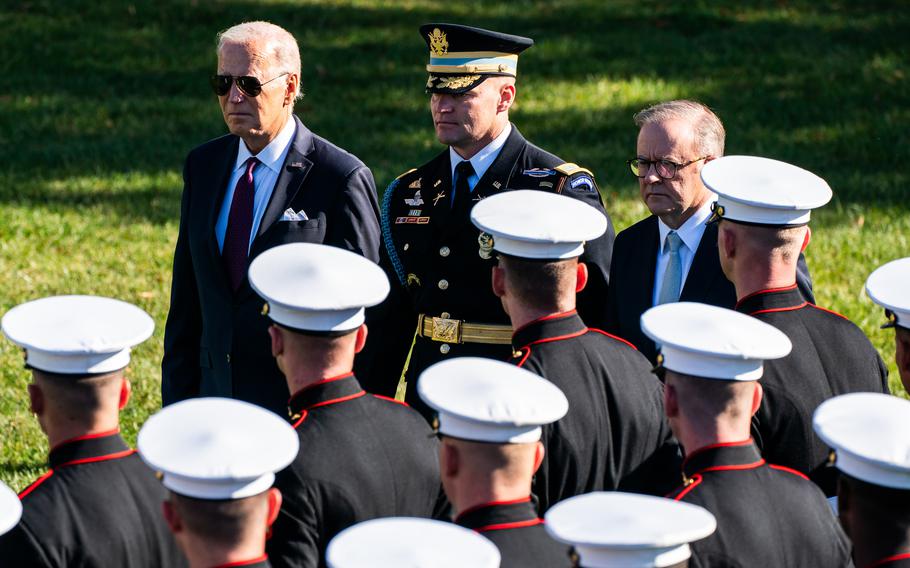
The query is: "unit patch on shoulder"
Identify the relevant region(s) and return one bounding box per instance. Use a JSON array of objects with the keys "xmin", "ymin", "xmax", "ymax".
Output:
[
  {"xmin": 569, "ymin": 174, "xmax": 596, "ymax": 193},
  {"xmin": 522, "ymin": 168, "xmax": 557, "ymax": 178}
]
